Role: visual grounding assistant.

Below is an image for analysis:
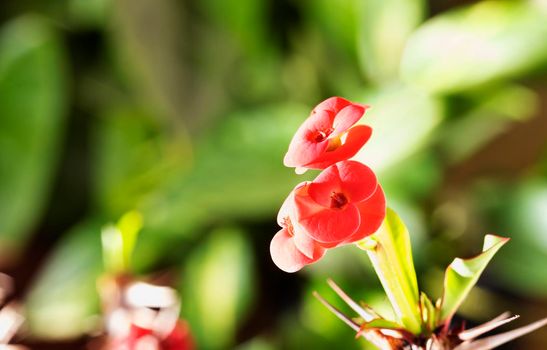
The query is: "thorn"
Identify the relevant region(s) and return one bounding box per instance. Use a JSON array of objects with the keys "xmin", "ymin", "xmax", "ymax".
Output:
[
  {"xmin": 326, "ymin": 279, "xmax": 375, "ymax": 321},
  {"xmin": 313, "ymin": 291, "xmax": 360, "ymax": 332},
  {"xmin": 459, "ymin": 313, "xmax": 519, "ymax": 341}
]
